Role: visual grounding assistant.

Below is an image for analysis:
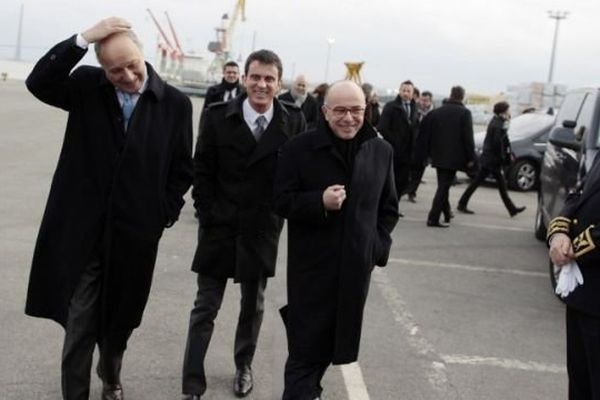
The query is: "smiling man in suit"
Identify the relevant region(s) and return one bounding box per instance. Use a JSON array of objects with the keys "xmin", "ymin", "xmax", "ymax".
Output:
[
  {"xmin": 181, "ymin": 49, "xmax": 306, "ymax": 399},
  {"xmin": 24, "ymin": 17, "xmax": 193, "ymax": 400}
]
